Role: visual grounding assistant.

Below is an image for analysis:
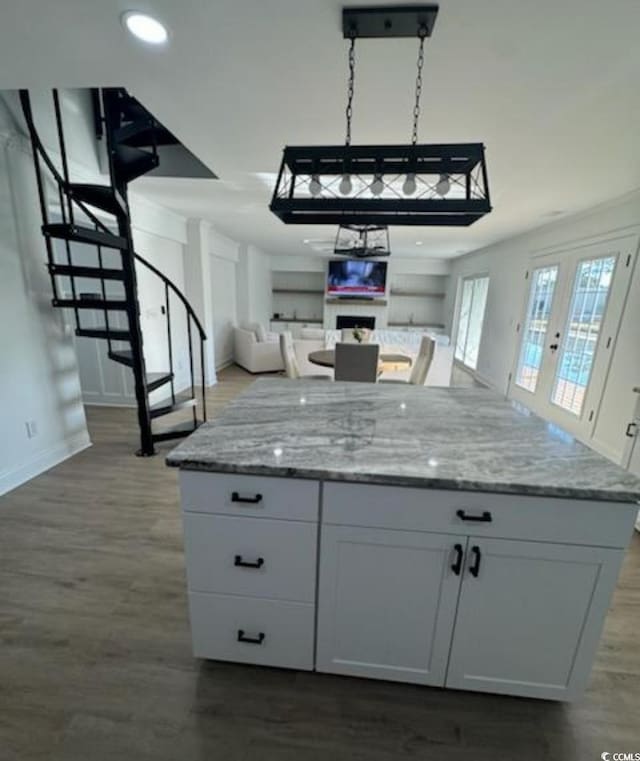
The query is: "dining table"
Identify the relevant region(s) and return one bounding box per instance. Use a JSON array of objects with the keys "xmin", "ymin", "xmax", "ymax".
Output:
[{"xmin": 308, "ymin": 349, "xmax": 413, "ymax": 375}]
